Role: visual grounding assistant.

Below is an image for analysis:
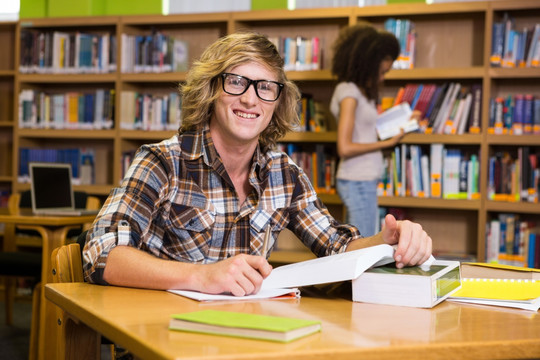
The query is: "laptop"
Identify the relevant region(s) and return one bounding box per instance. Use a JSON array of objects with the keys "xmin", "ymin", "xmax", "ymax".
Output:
[{"xmin": 30, "ymin": 162, "xmax": 100, "ymax": 216}]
